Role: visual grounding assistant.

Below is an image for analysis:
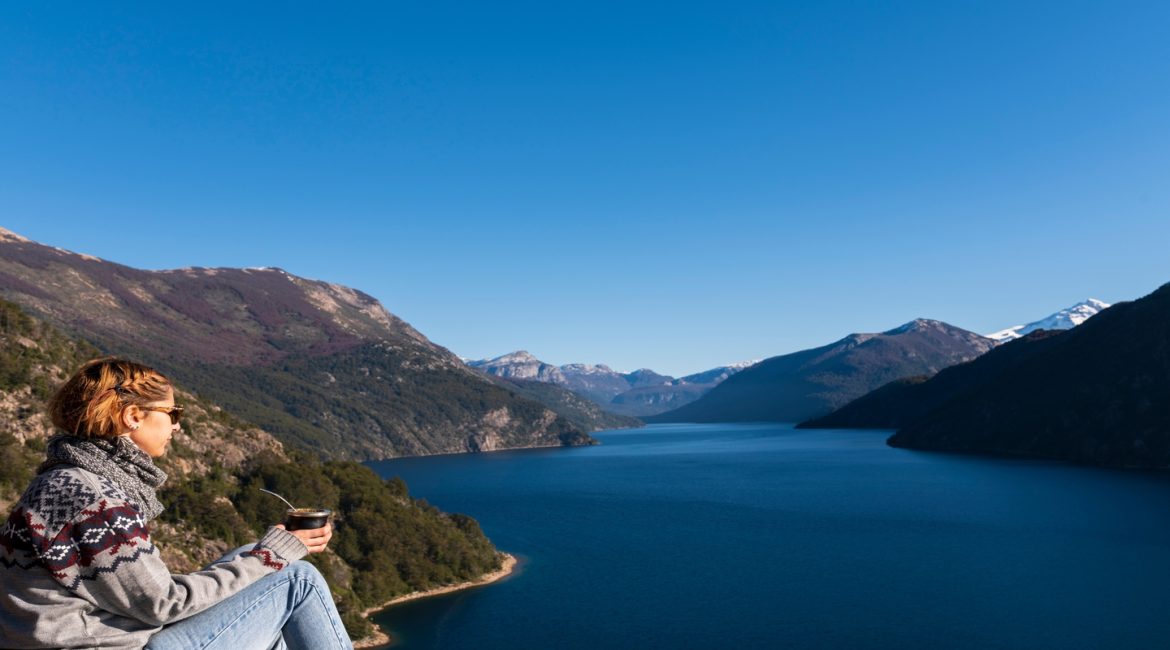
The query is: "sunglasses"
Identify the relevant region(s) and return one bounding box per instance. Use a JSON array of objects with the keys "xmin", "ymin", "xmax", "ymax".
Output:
[{"xmin": 140, "ymin": 405, "xmax": 184, "ymax": 425}]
